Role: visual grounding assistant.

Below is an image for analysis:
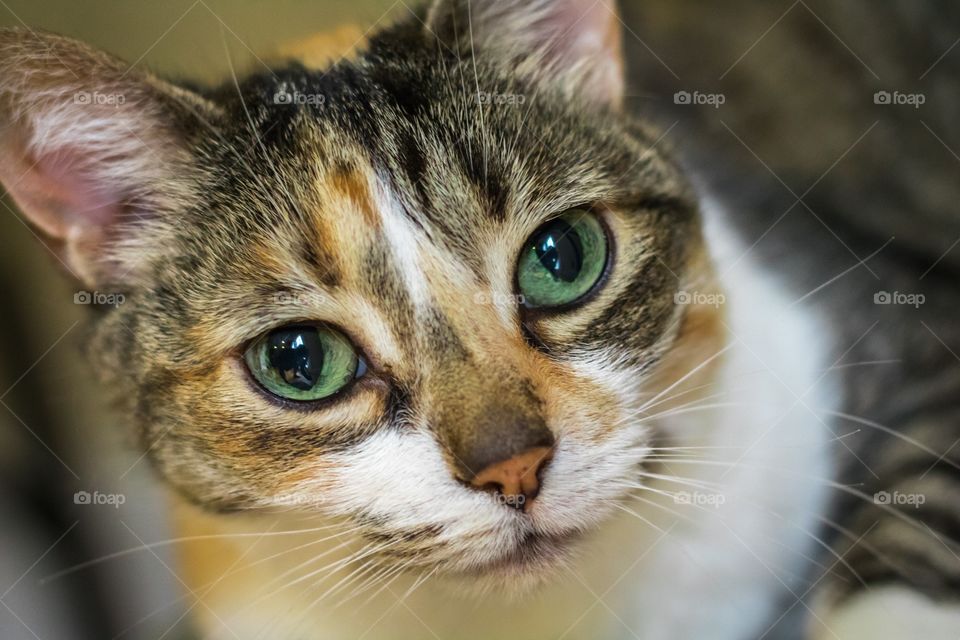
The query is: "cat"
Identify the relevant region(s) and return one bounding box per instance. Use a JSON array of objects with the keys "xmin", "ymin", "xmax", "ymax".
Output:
[{"xmin": 1, "ymin": 0, "xmax": 959, "ymax": 638}]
